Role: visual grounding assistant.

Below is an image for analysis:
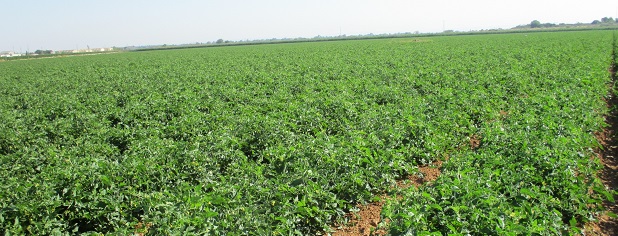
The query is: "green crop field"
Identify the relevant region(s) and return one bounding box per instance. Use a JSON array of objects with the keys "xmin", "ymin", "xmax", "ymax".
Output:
[{"xmin": 1, "ymin": 30, "xmax": 617, "ymax": 235}]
